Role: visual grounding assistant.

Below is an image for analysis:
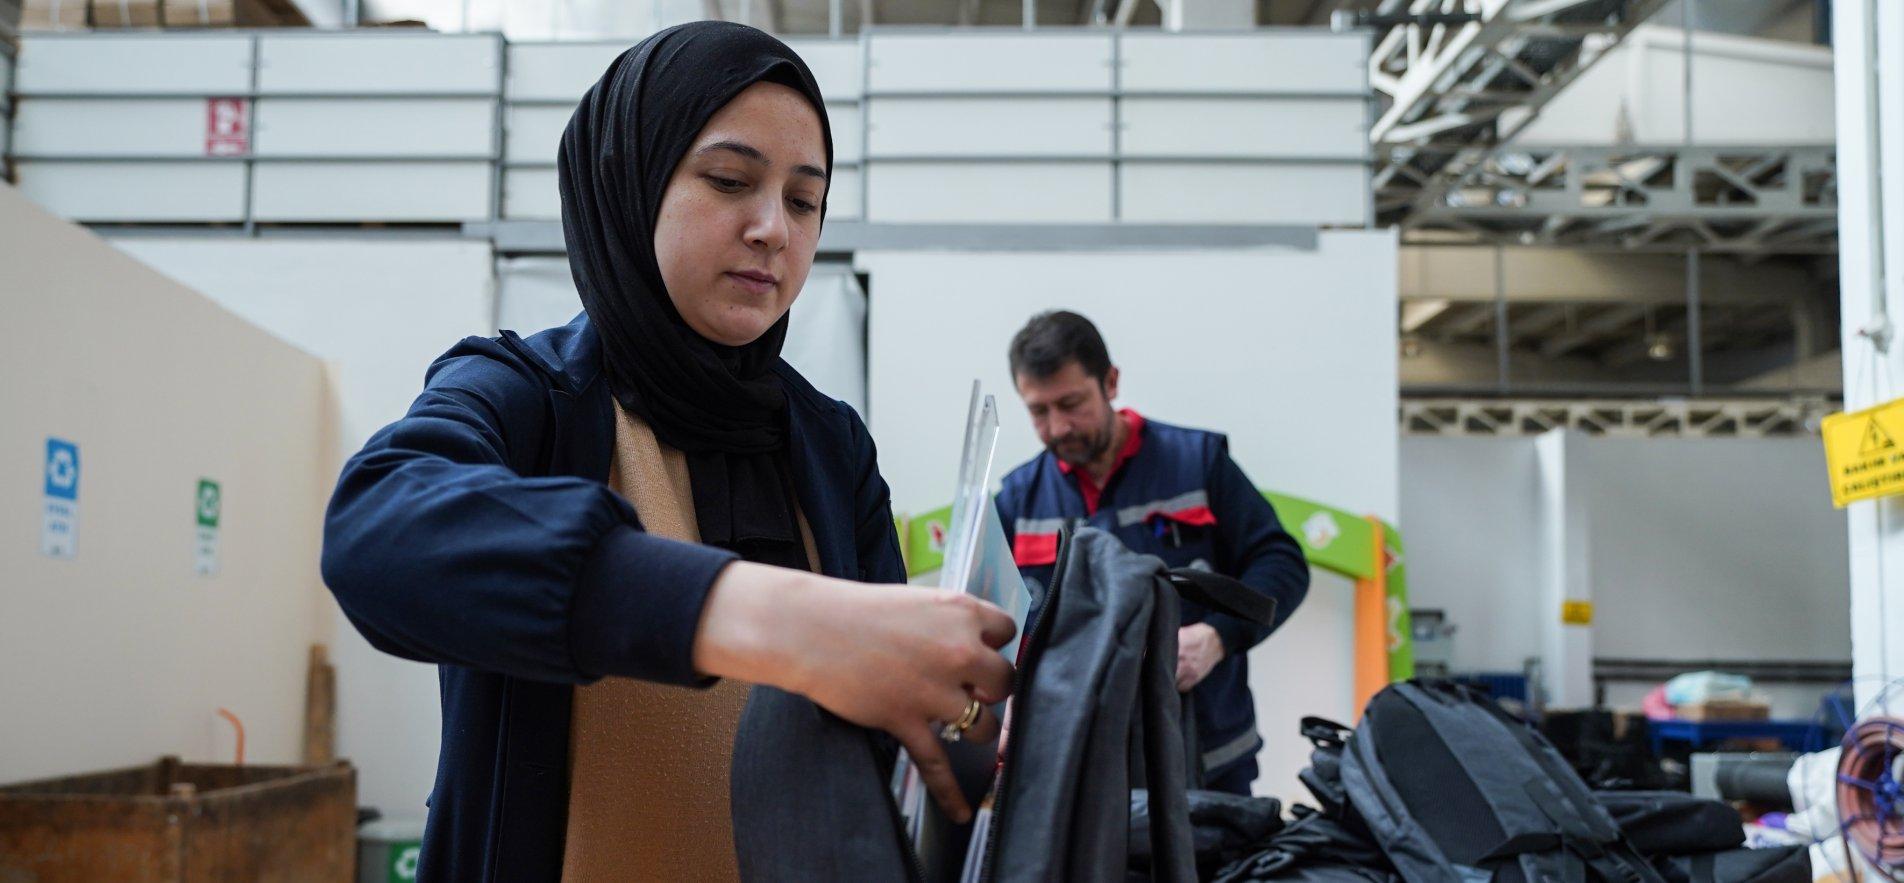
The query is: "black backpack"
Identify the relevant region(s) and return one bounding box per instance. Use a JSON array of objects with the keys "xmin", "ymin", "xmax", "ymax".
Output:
[
  {"xmin": 1336, "ymin": 680, "xmax": 1666, "ymax": 882},
  {"xmin": 1593, "ymin": 791, "xmax": 1744, "ymax": 857},
  {"xmin": 730, "ymin": 524, "xmax": 1274, "ymax": 882}
]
